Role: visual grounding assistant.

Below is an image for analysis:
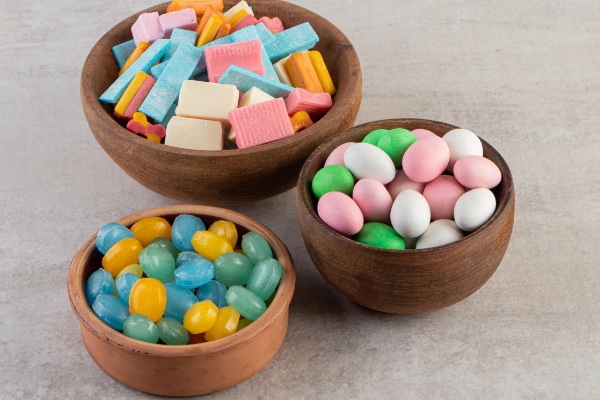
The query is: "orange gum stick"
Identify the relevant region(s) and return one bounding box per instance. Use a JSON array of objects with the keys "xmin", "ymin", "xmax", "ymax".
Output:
[
  {"xmin": 196, "ymin": 15, "xmax": 223, "ymax": 46},
  {"xmin": 289, "ymin": 111, "xmax": 314, "ymax": 134},
  {"xmin": 285, "ymin": 53, "xmax": 323, "ymax": 93},
  {"xmin": 118, "ymin": 42, "xmax": 150, "ymax": 77},
  {"xmin": 196, "ymin": 8, "xmax": 222, "ymax": 33},
  {"xmin": 168, "ymin": 1, "xmax": 223, "ymax": 15},
  {"xmin": 215, "ymin": 22, "xmax": 231, "ymax": 39},
  {"xmin": 308, "ymin": 51, "xmax": 336, "ymax": 95}
]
